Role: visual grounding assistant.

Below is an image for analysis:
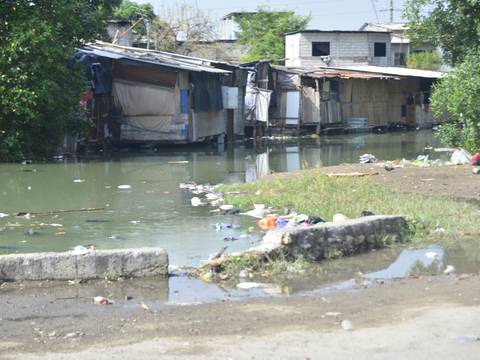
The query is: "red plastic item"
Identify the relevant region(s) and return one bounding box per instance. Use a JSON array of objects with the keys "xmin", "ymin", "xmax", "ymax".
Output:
[
  {"xmin": 470, "ymin": 152, "xmax": 480, "ymax": 166},
  {"xmin": 257, "ymin": 215, "xmax": 278, "ymax": 230}
]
